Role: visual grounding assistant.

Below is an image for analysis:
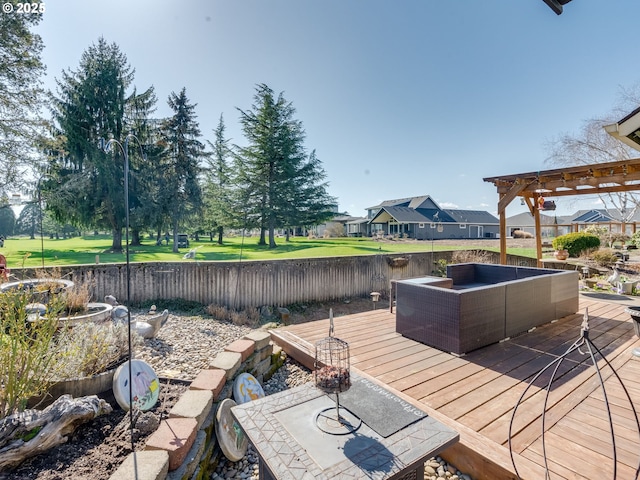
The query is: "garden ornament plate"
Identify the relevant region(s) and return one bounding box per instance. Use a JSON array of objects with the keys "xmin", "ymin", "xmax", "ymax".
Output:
[
  {"xmin": 233, "ymin": 372, "xmax": 265, "ymax": 404},
  {"xmin": 216, "ymin": 398, "xmax": 248, "ymax": 461},
  {"xmin": 113, "ymin": 359, "xmax": 160, "ymax": 411}
]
